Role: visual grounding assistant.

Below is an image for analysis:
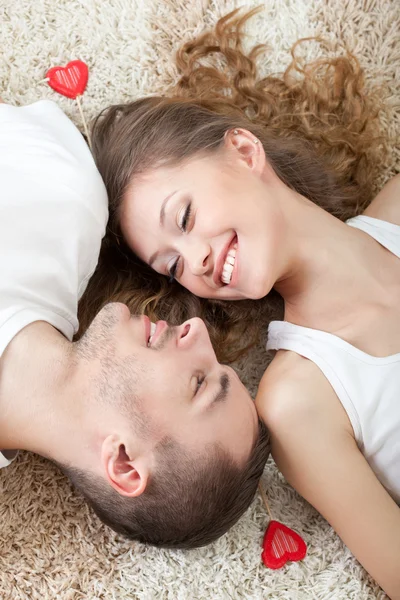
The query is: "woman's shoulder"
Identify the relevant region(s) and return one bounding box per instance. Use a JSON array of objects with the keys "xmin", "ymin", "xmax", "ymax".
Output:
[
  {"xmin": 255, "ymin": 350, "xmax": 351, "ymax": 435},
  {"xmin": 363, "ymin": 173, "xmax": 400, "ymax": 226},
  {"xmin": 256, "ymin": 351, "xmax": 321, "ymax": 421}
]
